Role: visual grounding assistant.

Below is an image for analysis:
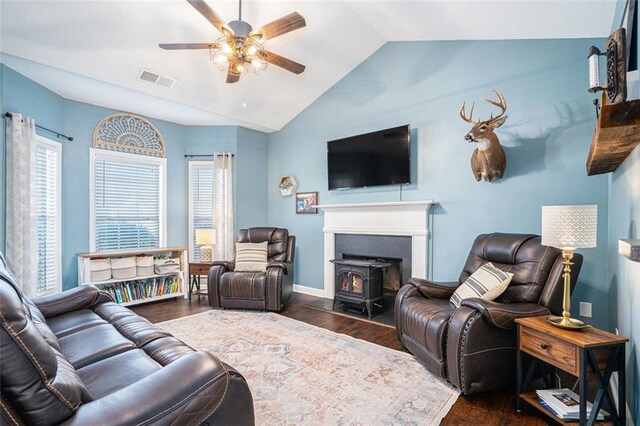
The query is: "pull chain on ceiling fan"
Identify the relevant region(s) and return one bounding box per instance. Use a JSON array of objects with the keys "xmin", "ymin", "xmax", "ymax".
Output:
[{"xmin": 160, "ymin": 0, "xmax": 306, "ymax": 84}]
